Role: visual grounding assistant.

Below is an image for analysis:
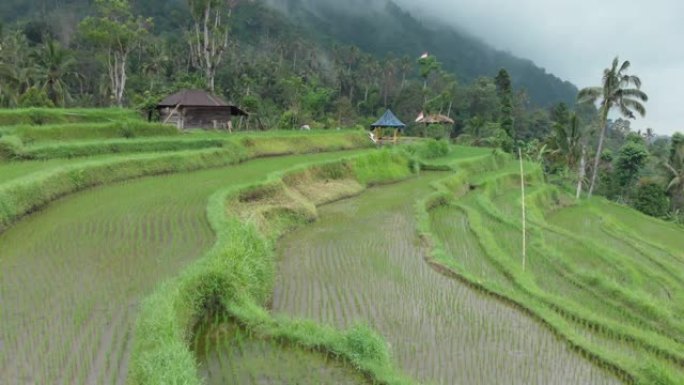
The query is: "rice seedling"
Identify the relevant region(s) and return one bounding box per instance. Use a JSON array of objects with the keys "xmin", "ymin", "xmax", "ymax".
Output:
[
  {"xmin": 421, "ymin": 158, "xmax": 684, "ymax": 384},
  {"xmin": 191, "ymin": 314, "xmax": 370, "ymax": 385},
  {"xmin": 273, "ymin": 174, "xmax": 620, "ymax": 385},
  {"xmin": 0, "ymin": 149, "xmax": 369, "ymax": 385}
]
